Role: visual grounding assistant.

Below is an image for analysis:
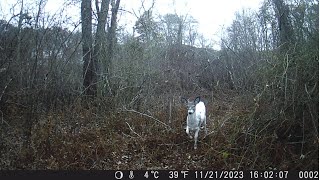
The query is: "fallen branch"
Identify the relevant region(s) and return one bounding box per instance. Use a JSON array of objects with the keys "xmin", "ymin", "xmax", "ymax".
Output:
[
  {"xmin": 0, "ymin": 78, "xmax": 12, "ymax": 103},
  {"xmin": 125, "ymin": 122, "xmax": 142, "ymax": 138},
  {"xmin": 122, "ymin": 108, "xmax": 171, "ymax": 129},
  {"xmin": 0, "ymin": 110, "xmax": 10, "ymax": 126}
]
